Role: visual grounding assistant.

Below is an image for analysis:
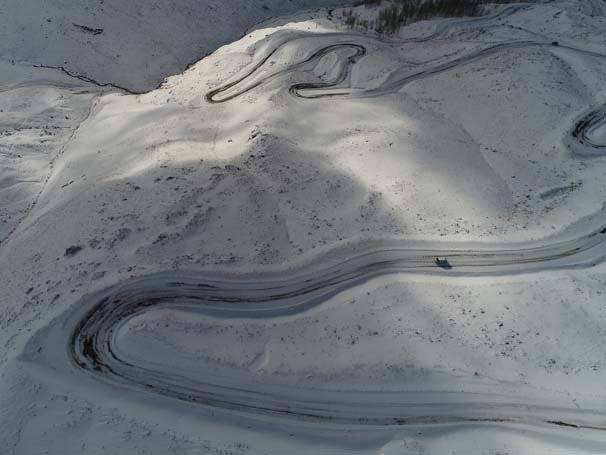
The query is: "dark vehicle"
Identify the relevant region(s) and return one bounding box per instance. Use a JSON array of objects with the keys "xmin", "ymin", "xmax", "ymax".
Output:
[
  {"xmin": 552, "ymin": 41, "xmax": 559, "ymax": 46},
  {"xmin": 434, "ymin": 257, "xmax": 452, "ymax": 268}
]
